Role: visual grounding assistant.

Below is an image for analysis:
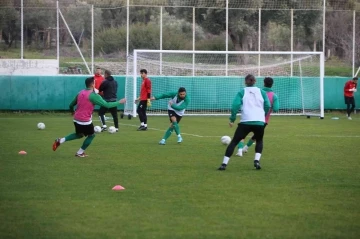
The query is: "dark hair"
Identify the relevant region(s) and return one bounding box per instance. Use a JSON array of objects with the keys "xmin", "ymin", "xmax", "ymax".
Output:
[
  {"xmin": 104, "ymin": 70, "xmax": 111, "ymax": 76},
  {"xmin": 245, "ymin": 74, "xmax": 256, "ymax": 86},
  {"xmin": 353, "ymin": 77, "xmax": 358, "ymax": 80},
  {"xmin": 140, "ymin": 69, "xmax": 147, "ymax": 74},
  {"xmin": 178, "ymin": 87, "xmax": 186, "ymax": 93},
  {"xmin": 264, "ymin": 77, "xmax": 274, "ymax": 88},
  {"xmin": 85, "ymin": 77, "xmax": 94, "ymax": 88},
  {"xmin": 96, "ymin": 67, "xmax": 101, "ymax": 70}
]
